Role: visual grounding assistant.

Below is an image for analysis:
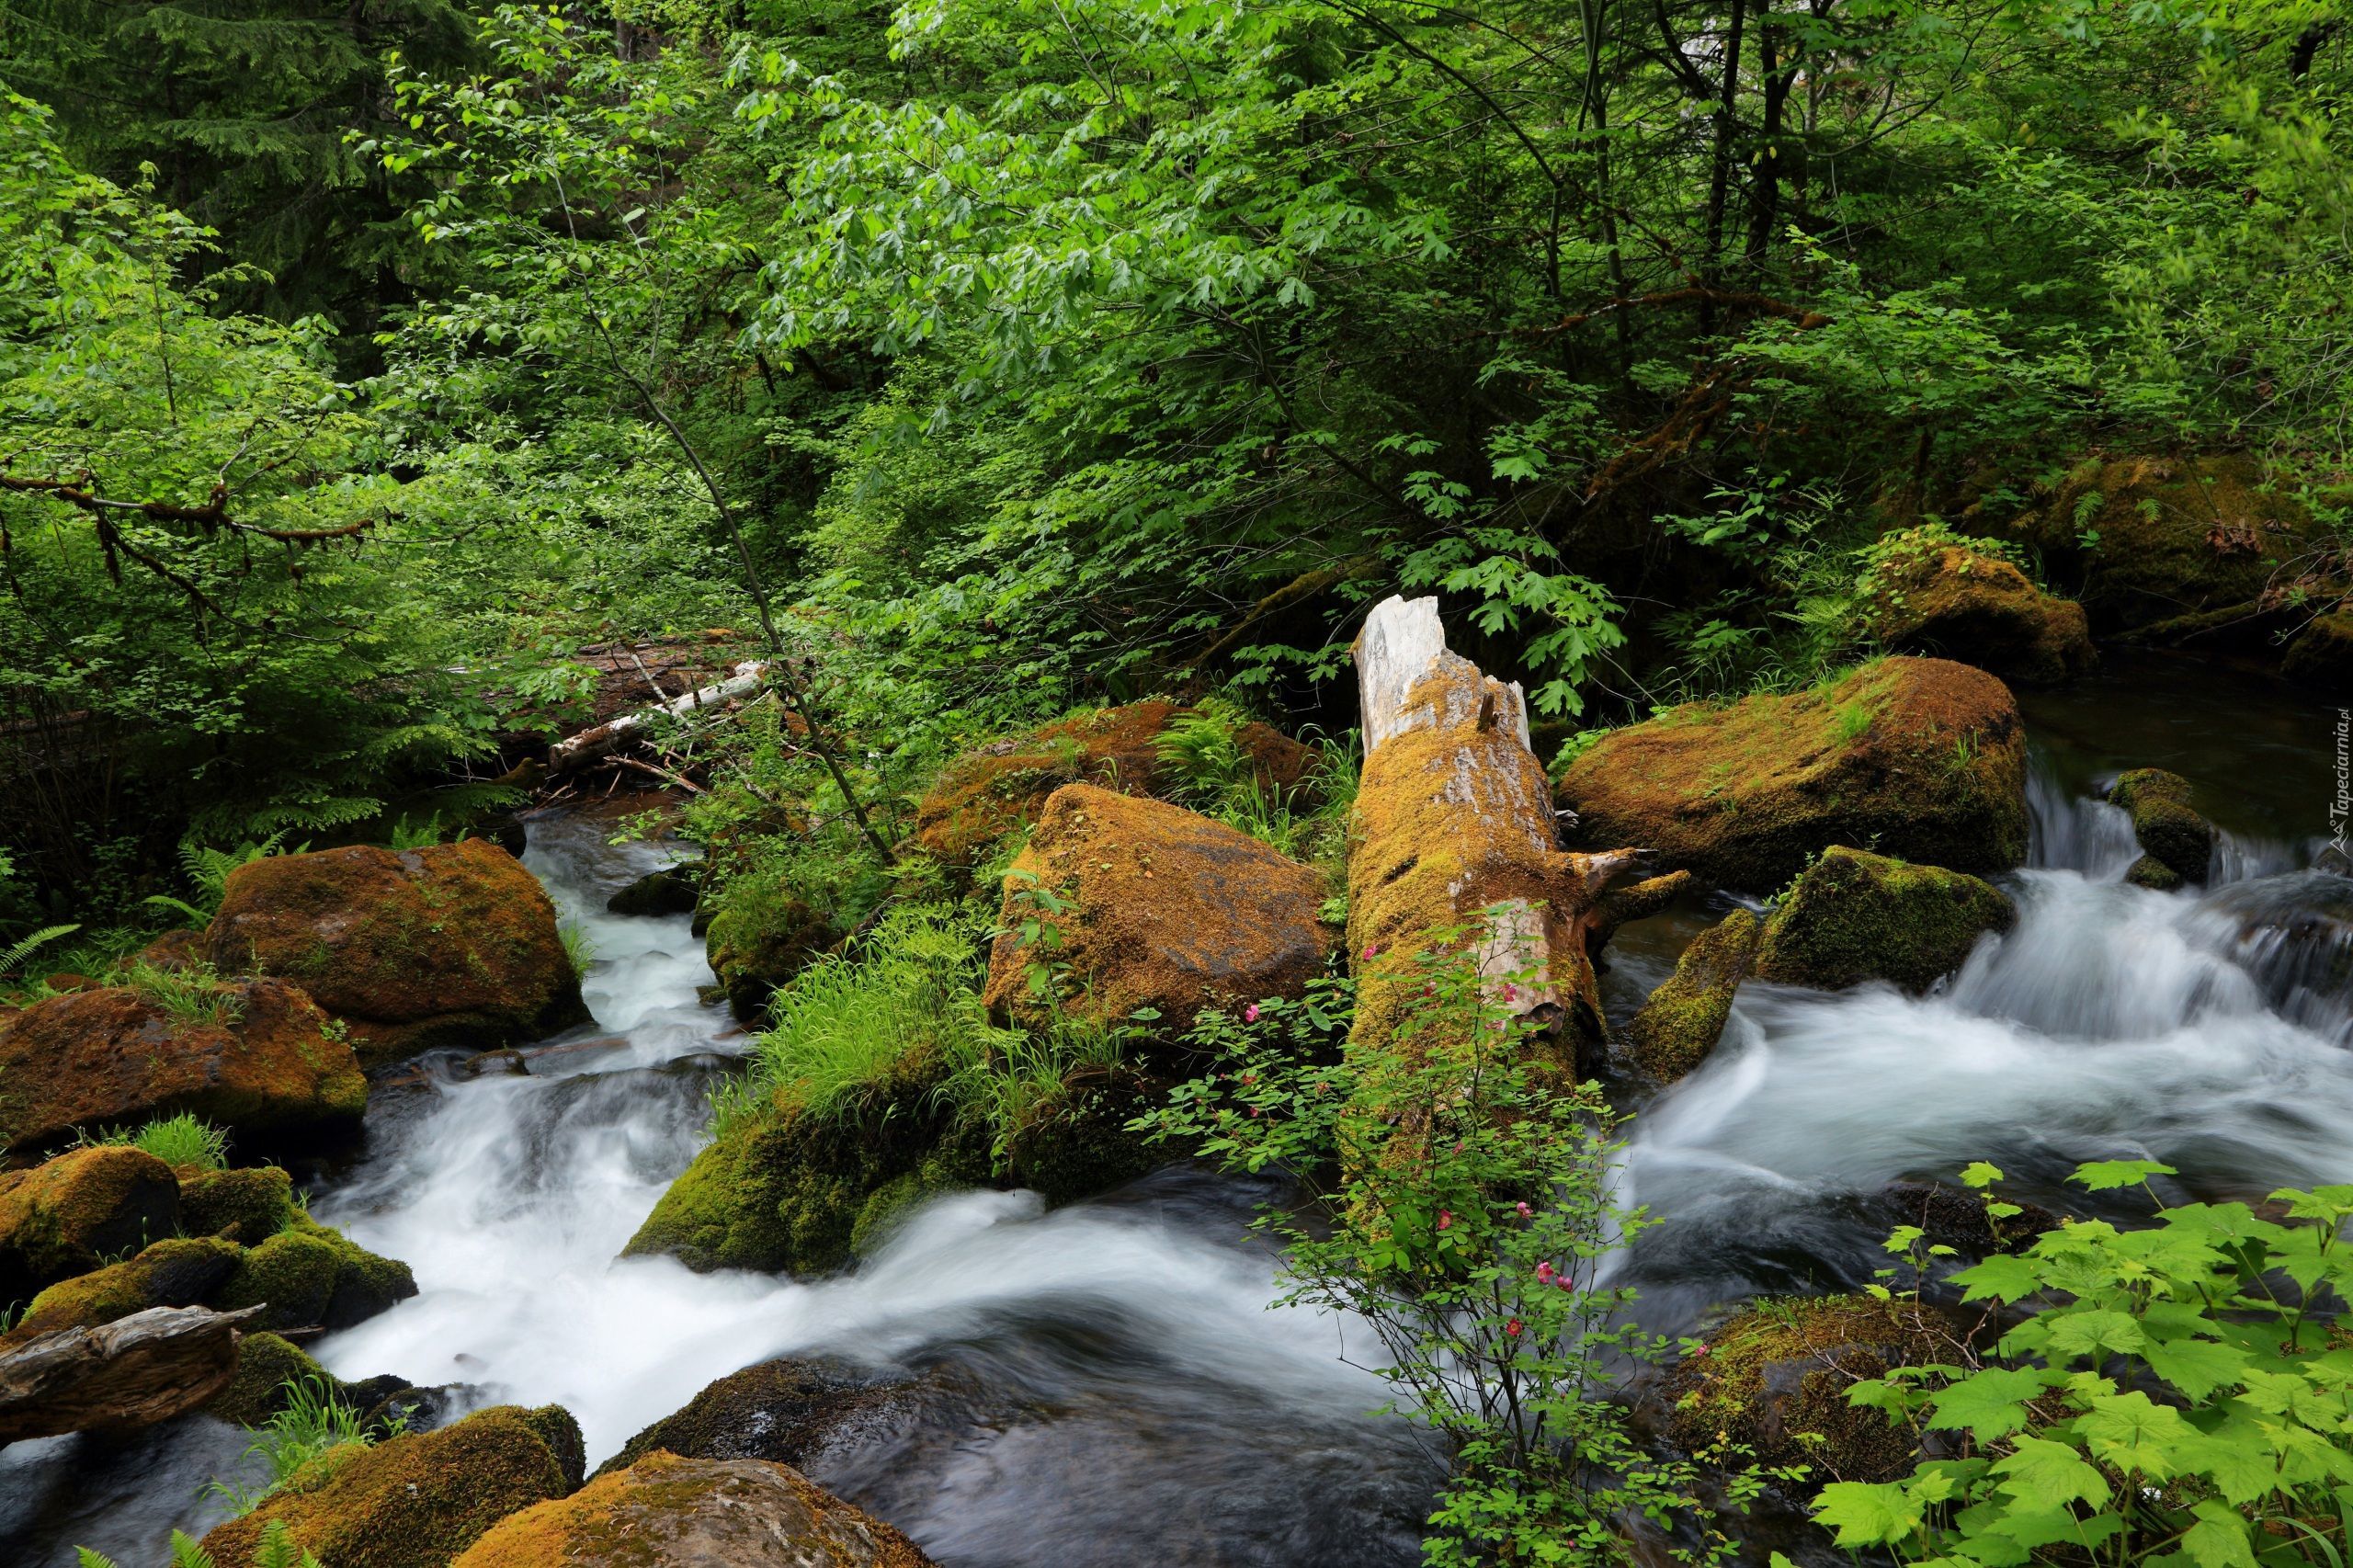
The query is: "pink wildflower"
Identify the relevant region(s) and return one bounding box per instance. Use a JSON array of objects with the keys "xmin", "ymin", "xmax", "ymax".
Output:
[
  {"xmin": 1506, "ymin": 1318, "xmax": 1523, "ymax": 1338},
  {"xmin": 1515, "ymin": 1201, "xmax": 1532, "ymax": 1219},
  {"xmin": 1244, "ymin": 1003, "xmax": 1260, "ymax": 1023},
  {"xmin": 1437, "ymin": 1210, "xmax": 1453, "ymax": 1231},
  {"xmin": 1362, "ymin": 945, "xmax": 1379, "ymax": 960},
  {"xmin": 1502, "ymin": 982, "xmax": 1517, "ymax": 1002},
  {"xmin": 1535, "ymin": 1261, "xmax": 1557, "ymax": 1284}
]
